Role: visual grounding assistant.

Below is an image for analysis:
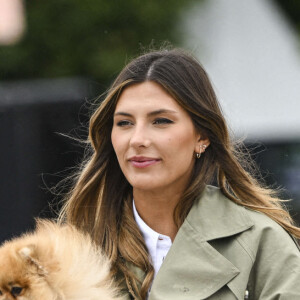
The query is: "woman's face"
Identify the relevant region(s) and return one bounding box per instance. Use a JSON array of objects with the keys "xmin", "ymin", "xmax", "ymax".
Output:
[{"xmin": 111, "ymin": 81, "xmax": 205, "ymax": 193}]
